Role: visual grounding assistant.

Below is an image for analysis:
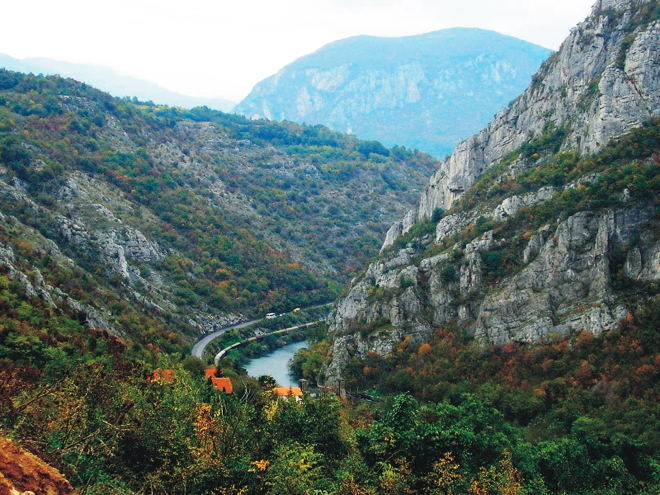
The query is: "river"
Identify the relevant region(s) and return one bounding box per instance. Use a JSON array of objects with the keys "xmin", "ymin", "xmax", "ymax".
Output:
[{"xmin": 244, "ymin": 340, "xmax": 308, "ymax": 387}]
